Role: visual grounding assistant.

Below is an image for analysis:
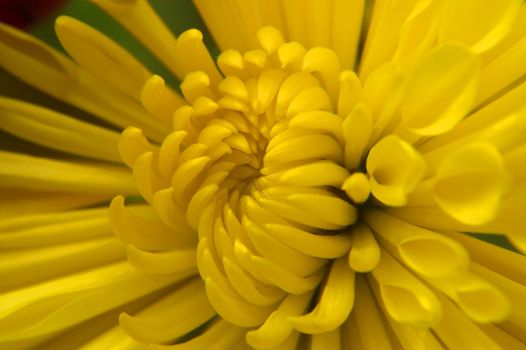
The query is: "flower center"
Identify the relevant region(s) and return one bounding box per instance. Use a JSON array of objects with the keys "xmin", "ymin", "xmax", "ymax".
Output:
[
  {"xmin": 114, "ymin": 26, "xmax": 423, "ymax": 338},
  {"xmin": 171, "ymin": 29, "xmax": 370, "ymax": 328}
]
